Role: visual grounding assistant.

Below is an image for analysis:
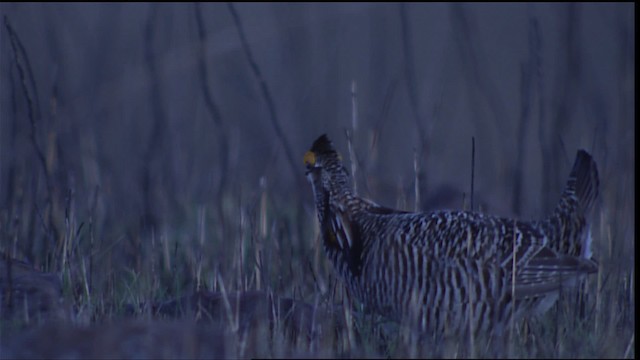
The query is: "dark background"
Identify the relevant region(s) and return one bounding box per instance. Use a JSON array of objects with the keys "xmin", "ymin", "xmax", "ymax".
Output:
[{"xmin": 0, "ymin": 3, "xmax": 634, "ymax": 294}]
